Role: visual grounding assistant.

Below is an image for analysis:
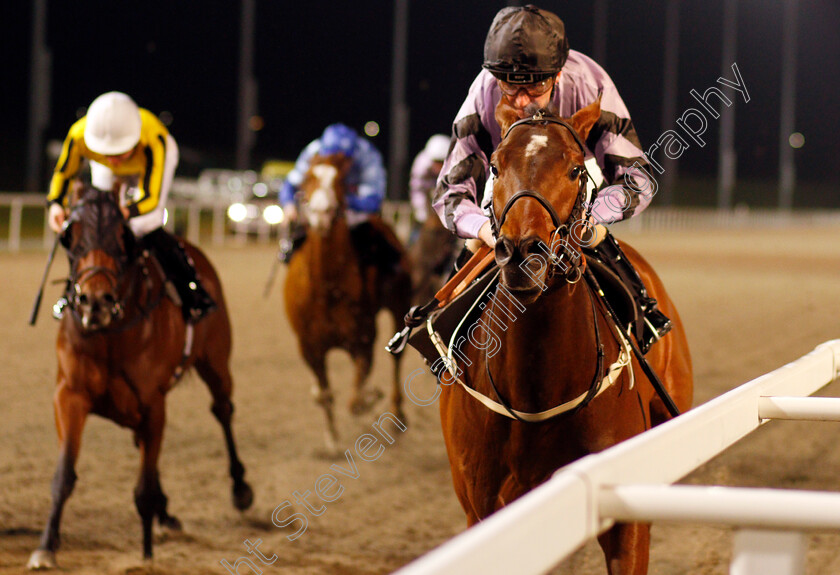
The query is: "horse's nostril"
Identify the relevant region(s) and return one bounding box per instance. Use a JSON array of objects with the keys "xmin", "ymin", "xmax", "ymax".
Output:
[
  {"xmin": 77, "ymin": 294, "xmax": 89, "ymax": 305},
  {"xmin": 102, "ymin": 293, "xmax": 115, "ymax": 305},
  {"xmin": 495, "ymin": 236, "xmax": 515, "ymax": 266},
  {"xmin": 519, "ymin": 237, "xmax": 544, "ymax": 258}
]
